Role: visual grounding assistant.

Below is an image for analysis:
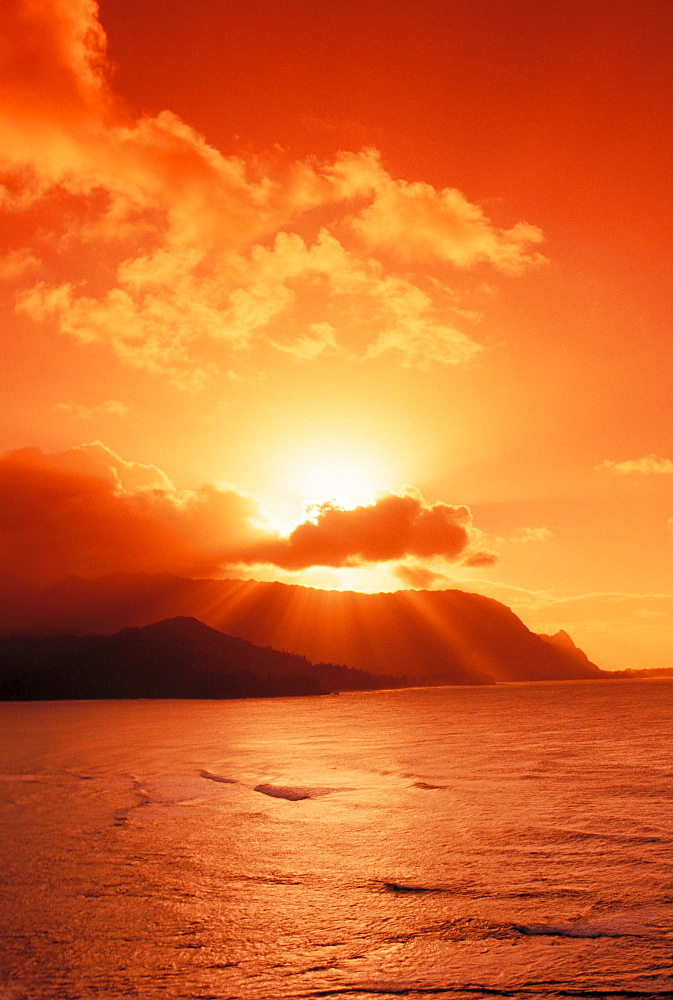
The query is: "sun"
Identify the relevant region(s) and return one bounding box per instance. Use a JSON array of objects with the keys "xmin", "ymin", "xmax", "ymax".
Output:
[
  {"xmin": 276, "ymin": 438, "xmax": 396, "ymax": 511},
  {"xmin": 295, "ymin": 455, "xmax": 381, "ymax": 509},
  {"xmin": 256, "ymin": 425, "xmax": 411, "ymax": 524}
]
